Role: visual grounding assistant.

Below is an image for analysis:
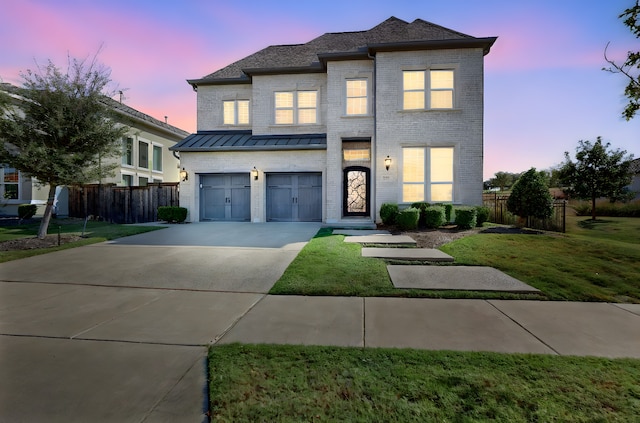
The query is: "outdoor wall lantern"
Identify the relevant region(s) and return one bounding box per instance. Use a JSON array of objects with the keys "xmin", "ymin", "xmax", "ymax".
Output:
[
  {"xmin": 384, "ymin": 156, "xmax": 392, "ymax": 171},
  {"xmin": 179, "ymin": 168, "xmax": 188, "ymax": 182},
  {"xmin": 251, "ymin": 166, "xmax": 259, "ymax": 180}
]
